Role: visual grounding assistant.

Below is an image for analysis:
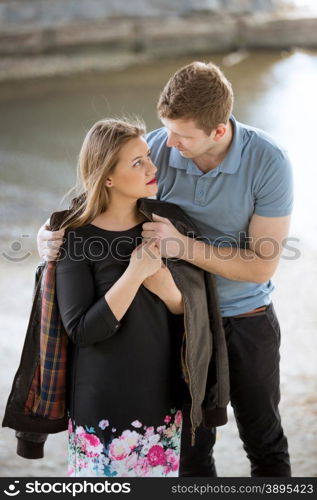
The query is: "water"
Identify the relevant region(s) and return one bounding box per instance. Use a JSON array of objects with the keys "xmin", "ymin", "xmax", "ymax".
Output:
[
  {"xmin": 0, "ymin": 50, "xmax": 316, "ymax": 476},
  {"xmin": 1, "ymin": 50, "xmax": 317, "ymax": 253}
]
